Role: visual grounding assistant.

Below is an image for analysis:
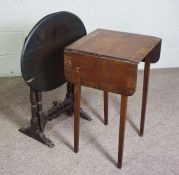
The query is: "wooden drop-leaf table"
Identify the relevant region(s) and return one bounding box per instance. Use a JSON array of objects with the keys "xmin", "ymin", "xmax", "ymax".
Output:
[{"xmin": 64, "ymin": 29, "xmax": 161, "ymax": 168}]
